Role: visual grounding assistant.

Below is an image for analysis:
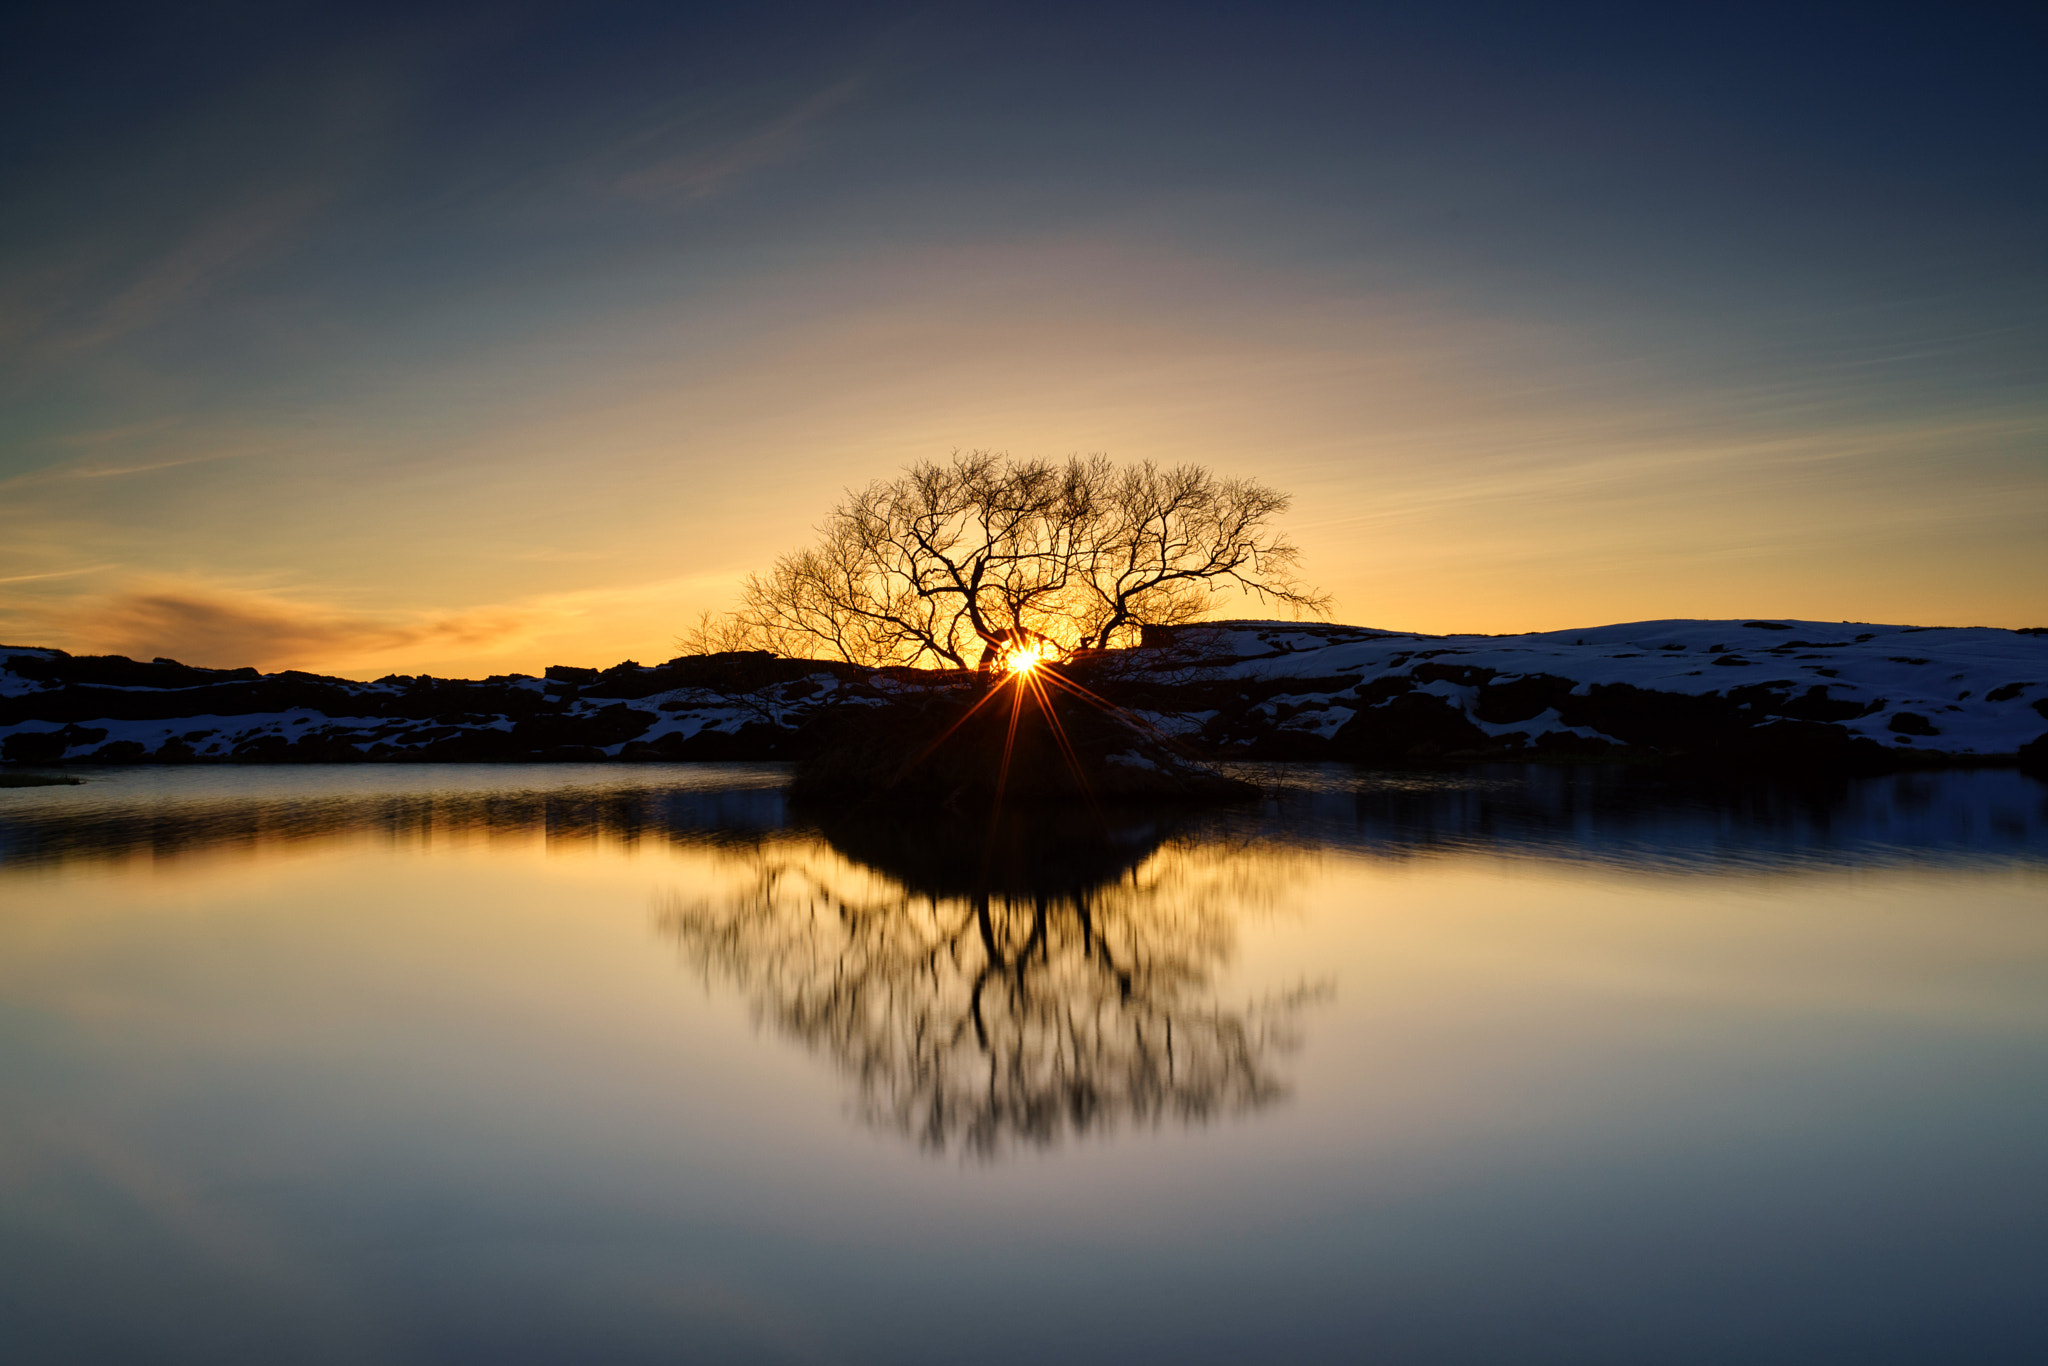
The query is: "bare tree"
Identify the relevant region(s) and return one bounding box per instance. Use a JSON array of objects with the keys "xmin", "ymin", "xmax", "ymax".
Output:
[
  {"xmin": 657, "ymin": 828, "xmax": 1324, "ymax": 1158},
  {"xmin": 716, "ymin": 452, "xmax": 1329, "ymax": 668},
  {"xmin": 676, "ymin": 608, "xmax": 760, "ymax": 657}
]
